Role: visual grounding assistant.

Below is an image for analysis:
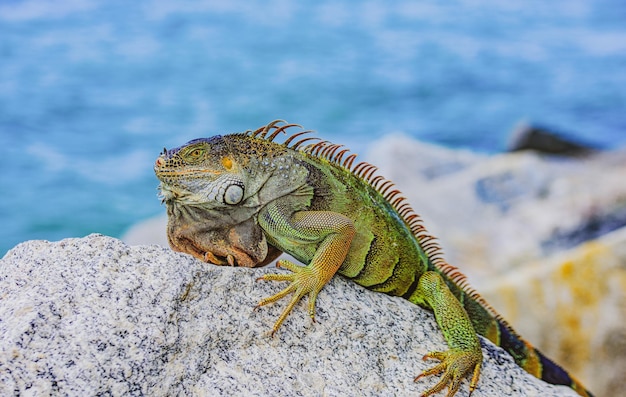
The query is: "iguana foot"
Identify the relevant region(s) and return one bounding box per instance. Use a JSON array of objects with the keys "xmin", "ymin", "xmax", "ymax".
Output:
[
  {"xmin": 256, "ymin": 259, "xmax": 328, "ymax": 336},
  {"xmin": 414, "ymin": 348, "xmax": 482, "ymax": 397}
]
